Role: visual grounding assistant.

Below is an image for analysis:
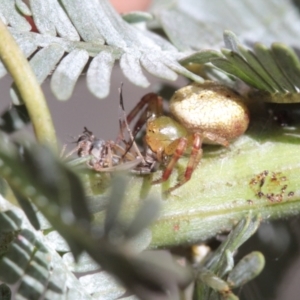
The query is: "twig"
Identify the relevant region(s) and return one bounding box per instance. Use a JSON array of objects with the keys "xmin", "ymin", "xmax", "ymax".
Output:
[{"xmin": 0, "ymin": 20, "xmax": 57, "ymax": 152}]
